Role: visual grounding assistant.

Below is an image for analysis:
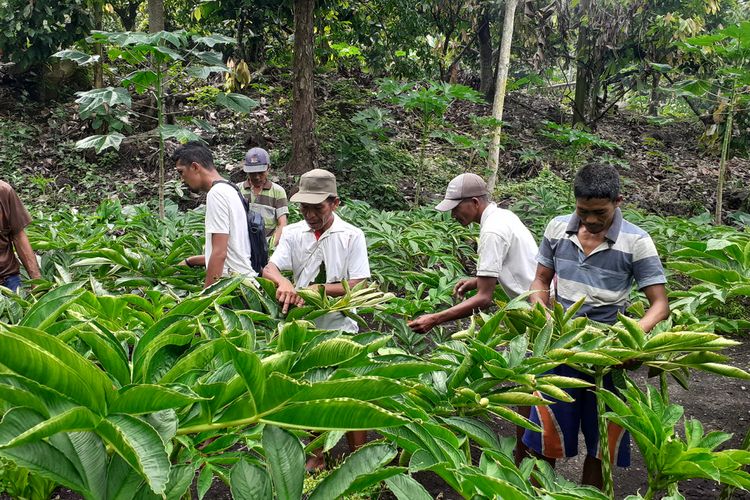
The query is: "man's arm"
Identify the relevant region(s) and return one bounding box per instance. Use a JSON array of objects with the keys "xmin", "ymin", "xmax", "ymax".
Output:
[
  {"xmin": 262, "ymin": 262, "xmax": 304, "ymax": 313},
  {"xmin": 13, "ymin": 229, "xmax": 41, "ymax": 280},
  {"xmin": 408, "ymin": 276, "xmax": 497, "ymax": 334},
  {"xmin": 204, "ymin": 233, "xmax": 228, "ymax": 288},
  {"xmin": 317, "ymin": 278, "xmax": 365, "ymax": 297},
  {"xmin": 272, "ymin": 214, "xmax": 288, "ymax": 246},
  {"xmin": 529, "ymin": 264, "xmax": 555, "ymax": 308},
  {"xmin": 638, "ymin": 283, "xmax": 669, "ymax": 333}
]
